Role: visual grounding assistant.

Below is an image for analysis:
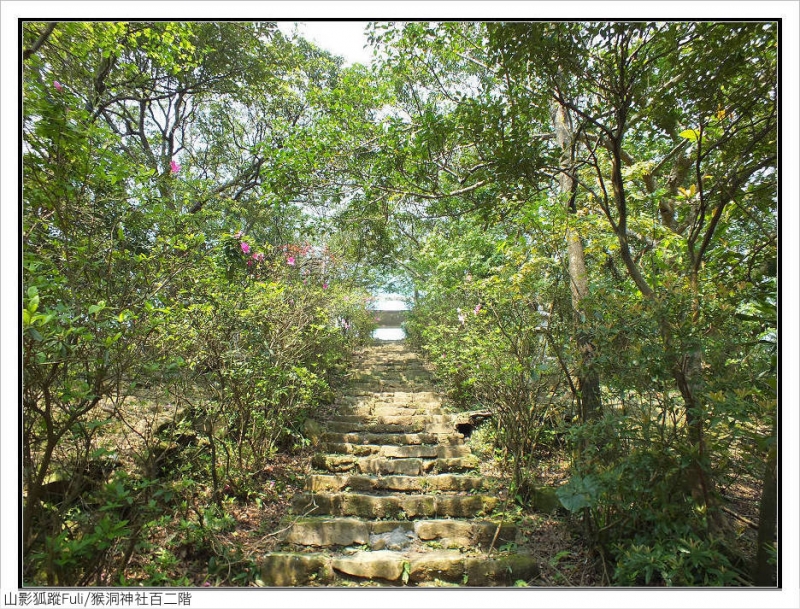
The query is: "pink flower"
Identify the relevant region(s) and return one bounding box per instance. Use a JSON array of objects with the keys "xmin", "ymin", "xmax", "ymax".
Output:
[
  {"xmin": 234, "ymin": 230, "xmax": 243, "ymax": 239},
  {"xmin": 287, "ymin": 256, "xmax": 295, "ymax": 266},
  {"xmin": 323, "ymin": 283, "xmax": 329, "ymax": 289},
  {"xmin": 240, "ymin": 242, "xmax": 250, "ymax": 254},
  {"xmin": 474, "ymin": 304, "xmax": 482, "ymax": 315},
  {"xmin": 53, "ymin": 81, "xmax": 64, "ymax": 93},
  {"xmin": 170, "ymin": 160, "xmax": 181, "ymax": 175},
  {"xmin": 252, "ymin": 252, "xmax": 265, "ymax": 262}
]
